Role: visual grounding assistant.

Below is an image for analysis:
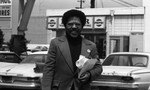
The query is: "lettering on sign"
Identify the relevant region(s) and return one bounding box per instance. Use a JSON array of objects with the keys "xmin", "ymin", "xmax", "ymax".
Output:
[
  {"xmin": 47, "ymin": 16, "xmax": 105, "ymax": 29},
  {"xmin": 86, "ymin": 19, "xmax": 90, "ymax": 24},
  {"xmin": 47, "ymin": 17, "xmax": 57, "ymax": 29},
  {"xmin": 94, "ymin": 16, "xmax": 105, "ymax": 29},
  {"xmin": 0, "ymin": 0, "xmax": 11, "ymax": 29},
  {"xmin": 0, "ymin": 10, "xmax": 10, "ymax": 16},
  {"xmin": 49, "ymin": 20, "xmax": 56, "ymax": 27},
  {"xmin": 0, "ymin": 9, "xmax": 10, "ymax": 16},
  {"xmin": 95, "ymin": 19, "xmax": 103, "ymax": 27},
  {"xmin": 0, "ymin": 6, "xmax": 10, "ymax": 16},
  {"xmin": 0, "ymin": 0, "xmax": 11, "ymax": 5},
  {"xmin": 84, "ymin": 17, "xmax": 93, "ymax": 29},
  {"xmin": 58, "ymin": 17, "xmax": 64, "ymax": 28}
]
